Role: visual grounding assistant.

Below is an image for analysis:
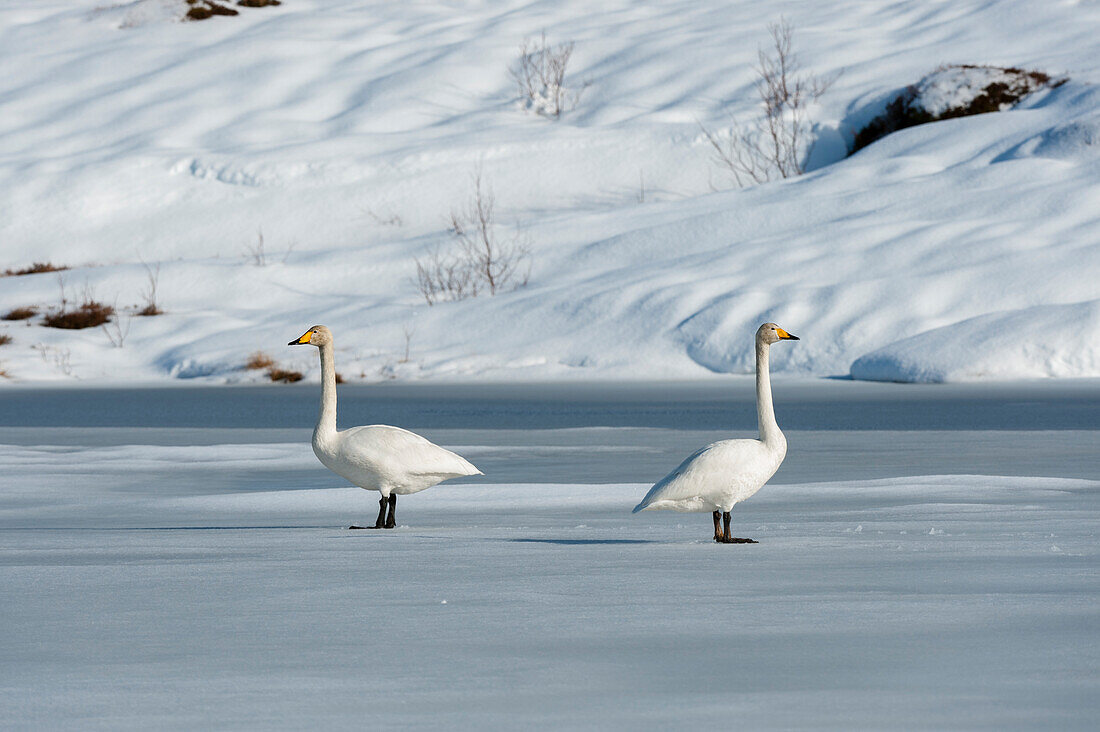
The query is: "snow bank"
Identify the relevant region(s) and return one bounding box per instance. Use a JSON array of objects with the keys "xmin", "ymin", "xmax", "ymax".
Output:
[
  {"xmin": 0, "ymin": 1, "xmax": 1099, "ymax": 385},
  {"xmin": 850, "ymin": 300, "xmax": 1100, "ymax": 382}
]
